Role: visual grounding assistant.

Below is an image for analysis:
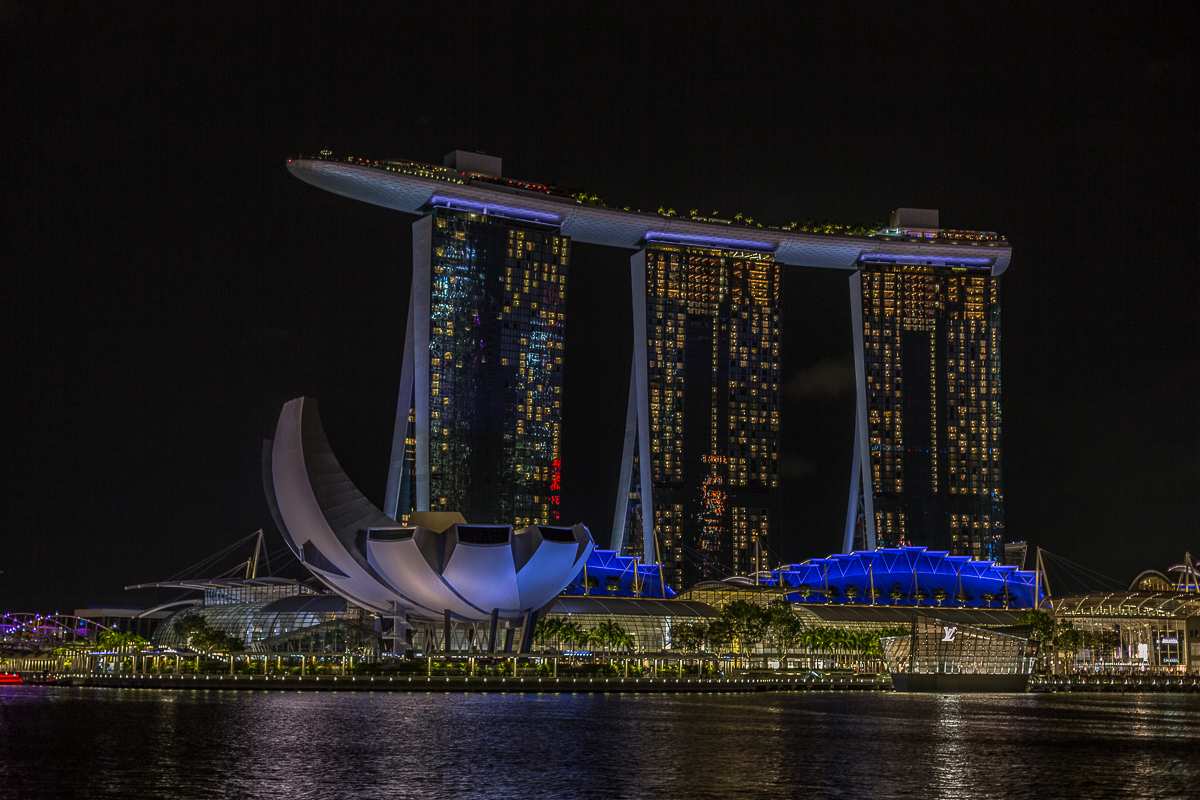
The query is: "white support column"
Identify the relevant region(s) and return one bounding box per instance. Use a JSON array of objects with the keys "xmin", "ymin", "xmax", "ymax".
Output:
[
  {"xmin": 384, "ymin": 289, "xmax": 418, "ymax": 520},
  {"xmin": 630, "ymin": 249, "xmax": 656, "ymax": 566},
  {"xmin": 610, "ymin": 361, "xmax": 639, "ymax": 551},
  {"xmin": 843, "ymin": 420, "xmax": 861, "ymax": 554},
  {"xmin": 412, "ymin": 215, "xmax": 433, "ymax": 512},
  {"xmin": 848, "ymin": 270, "xmax": 876, "ymax": 550}
]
